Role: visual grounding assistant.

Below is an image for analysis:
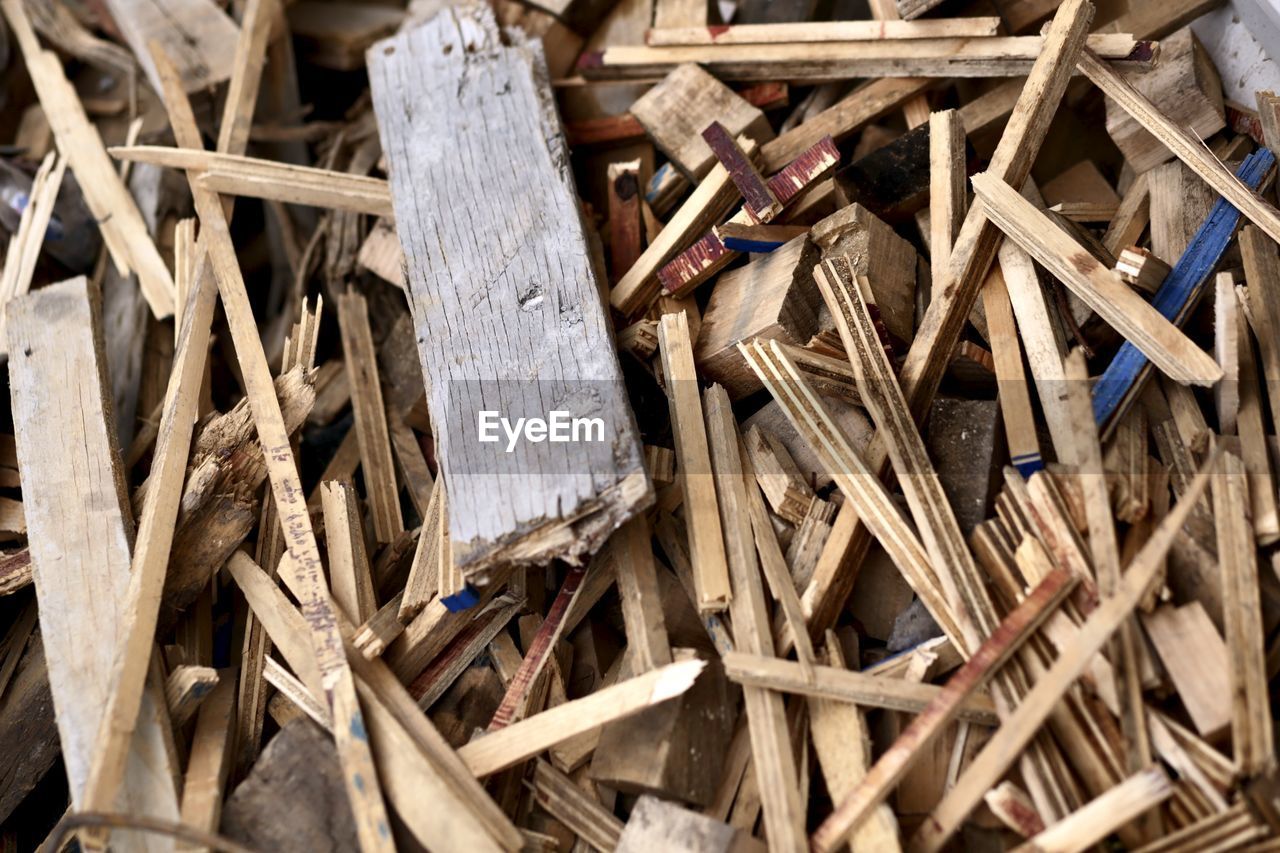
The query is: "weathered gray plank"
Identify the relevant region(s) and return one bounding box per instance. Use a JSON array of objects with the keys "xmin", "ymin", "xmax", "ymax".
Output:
[{"xmin": 368, "ymin": 4, "xmax": 650, "ymax": 581}]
